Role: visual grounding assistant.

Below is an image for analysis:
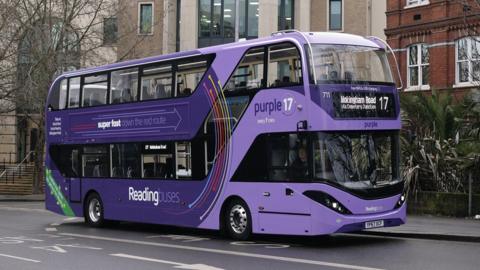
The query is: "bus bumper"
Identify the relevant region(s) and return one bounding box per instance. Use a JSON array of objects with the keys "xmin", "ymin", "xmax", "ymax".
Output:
[{"xmin": 311, "ymin": 202, "xmax": 407, "ymax": 235}]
